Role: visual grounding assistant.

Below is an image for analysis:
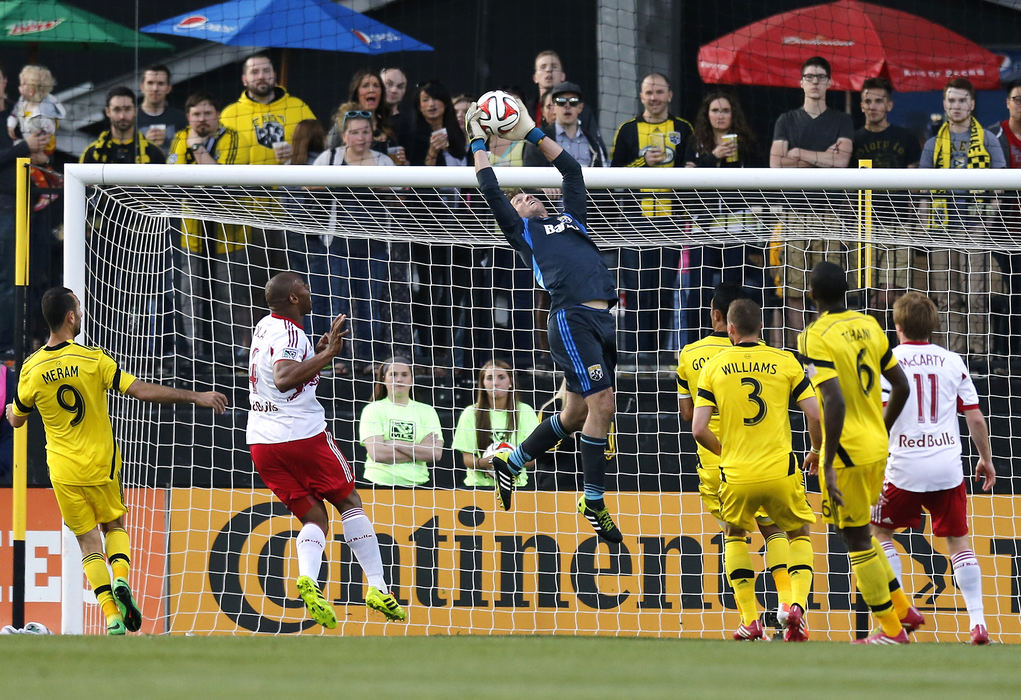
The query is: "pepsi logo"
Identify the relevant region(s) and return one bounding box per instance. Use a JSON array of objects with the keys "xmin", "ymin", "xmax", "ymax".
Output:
[
  {"xmin": 176, "ymin": 15, "xmax": 208, "ymax": 29},
  {"xmin": 173, "ymin": 15, "xmax": 235, "ymax": 33},
  {"xmin": 351, "ymin": 29, "xmax": 398, "ymax": 46},
  {"xmin": 6, "ymin": 19, "xmax": 64, "ymax": 36}
]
